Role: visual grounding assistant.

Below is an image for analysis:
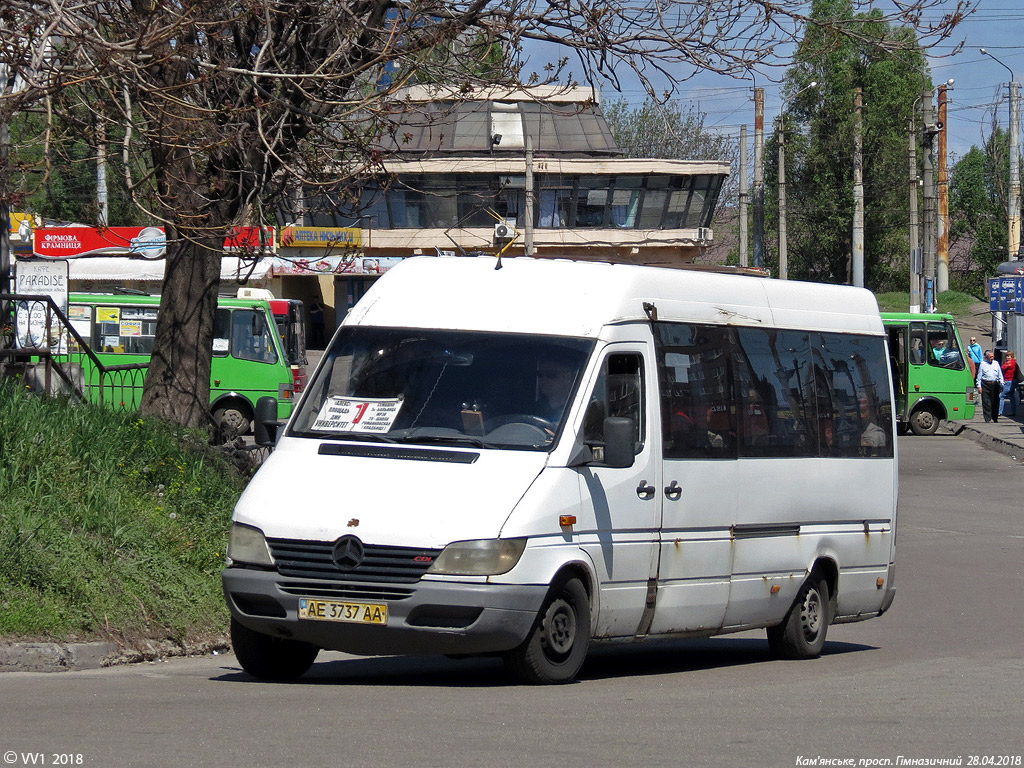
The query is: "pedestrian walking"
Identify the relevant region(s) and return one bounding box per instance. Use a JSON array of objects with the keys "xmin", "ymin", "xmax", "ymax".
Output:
[
  {"xmin": 976, "ymin": 349, "xmax": 1005, "ymax": 423},
  {"xmin": 309, "ymin": 299, "xmax": 326, "ymax": 349},
  {"xmin": 967, "ymin": 336, "xmax": 983, "ymax": 378},
  {"xmin": 1001, "ymin": 351, "xmax": 1020, "ymax": 417}
]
